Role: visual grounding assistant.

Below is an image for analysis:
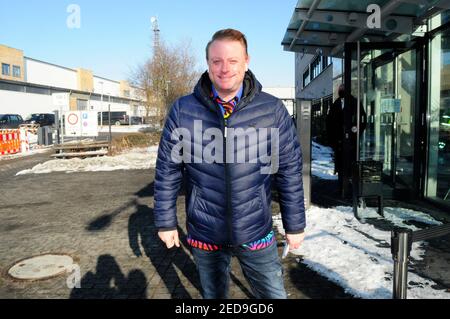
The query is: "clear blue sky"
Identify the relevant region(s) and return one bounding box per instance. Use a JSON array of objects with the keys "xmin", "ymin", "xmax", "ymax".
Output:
[{"xmin": 0, "ymin": 0, "xmax": 298, "ymax": 87}]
